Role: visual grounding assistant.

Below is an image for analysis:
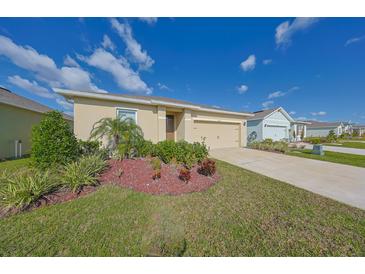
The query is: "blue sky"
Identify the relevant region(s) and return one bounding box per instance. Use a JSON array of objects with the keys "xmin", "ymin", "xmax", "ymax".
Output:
[{"xmin": 0, "ymin": 17, "xmax": 364, "ymax": 123}]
